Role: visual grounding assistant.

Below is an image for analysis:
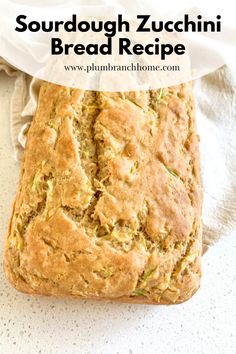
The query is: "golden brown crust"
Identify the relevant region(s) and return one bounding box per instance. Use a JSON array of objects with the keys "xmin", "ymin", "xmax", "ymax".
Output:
[{"xmin": 4, "ymin": 83, "xmax": 202, "ymax": 304}]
